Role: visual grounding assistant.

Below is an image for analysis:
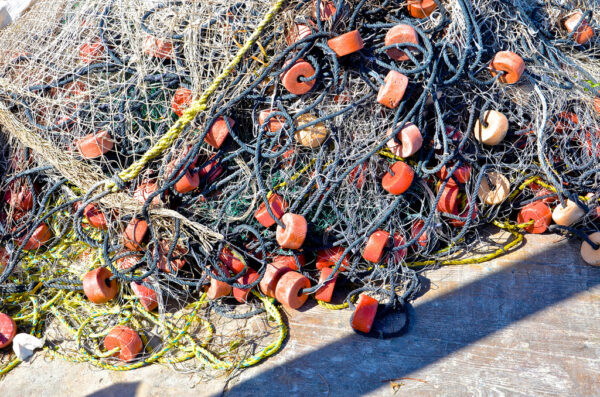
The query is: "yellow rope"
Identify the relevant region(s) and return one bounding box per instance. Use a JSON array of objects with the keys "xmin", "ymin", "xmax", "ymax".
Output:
[{"xmin": 104, "ymin": 0, "xmax": 287, "ymax": 192}]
